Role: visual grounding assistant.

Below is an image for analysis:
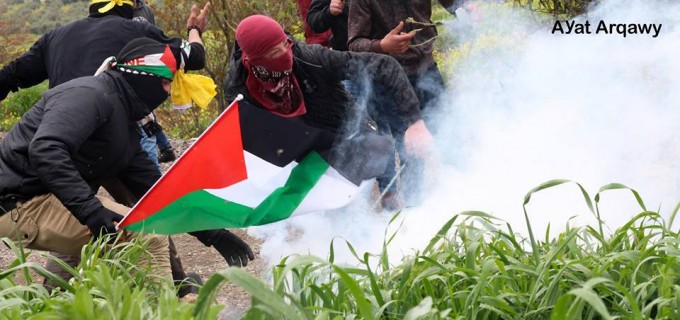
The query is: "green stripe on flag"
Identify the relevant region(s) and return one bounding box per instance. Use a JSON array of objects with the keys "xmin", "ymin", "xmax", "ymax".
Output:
[
  {"xmin": 123, "ymin": 190, "xmax": 254, "ymax": 233},
  {"xmin": 124, "ymin": 151, "xmax": 330, "ymax": 234},
  {"xmin": 123, "ymin": 65, "xmax": 173, "ymax": 79},
  {"xmin": 248, "ymin": 151, "xmax": 329, "ymax": 226}
]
